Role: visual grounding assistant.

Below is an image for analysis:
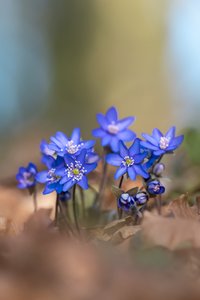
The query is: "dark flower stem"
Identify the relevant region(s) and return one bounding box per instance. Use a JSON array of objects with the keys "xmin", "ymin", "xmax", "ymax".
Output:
[
  {"xmin": 95, "ymin": 147, "xmax": 108, "ymax": 206},
  {"xmin": 33, "ymin": 187, "xmax": 37, "ymax": 212},
  {"xmin": 155, "ymin": 194, "xmax": 162, "ymax": 215},
  {"xmin": 55, "ymin": 193, "xmax": 59, "ymax": 225},
  {"xmin": 72, "ymin": 184, "xmax": 80, "ymax": 233},
  {"xmin": 118, "ymin": 175, "xmax": 124, "ymax": 219},
  {"xmin": 79, "ymin": 186, "xmax": 85, "ymax": 219},
  {"xmin": 58, "ymin": 201, "xmax": 74, "ymax": 235}
]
